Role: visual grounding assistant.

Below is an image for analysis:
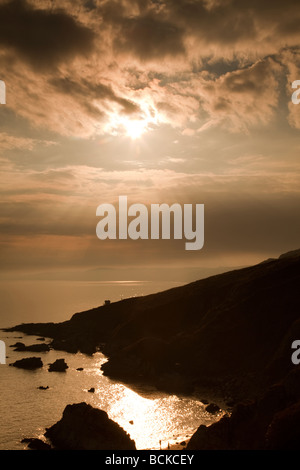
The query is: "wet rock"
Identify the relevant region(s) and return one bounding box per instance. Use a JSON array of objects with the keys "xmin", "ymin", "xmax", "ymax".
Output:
[
  {"xmin": 22, "ymin": 438, "xmax": 51, "ymax": 450},
  {"xmin": 14, "ymin": 343, "xmax": 50, "ymax": 352},
  {"xmin": 206, "ymin": 403, "xmax": 220, "ymax": 414},
  {"xmin": 44, "ymin": 402, "xmax": 136, "ymax": 450},
  {"xmin": 10, "ymin": 357, "xmax": 43, "ymax": 370},
  {"xmin": 48, "ymin": 359, "xmax": 68, "ymax": 372},
  {"xmin": 10, "ymin": 342, "xmax": 25, "ymax": 349}
]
